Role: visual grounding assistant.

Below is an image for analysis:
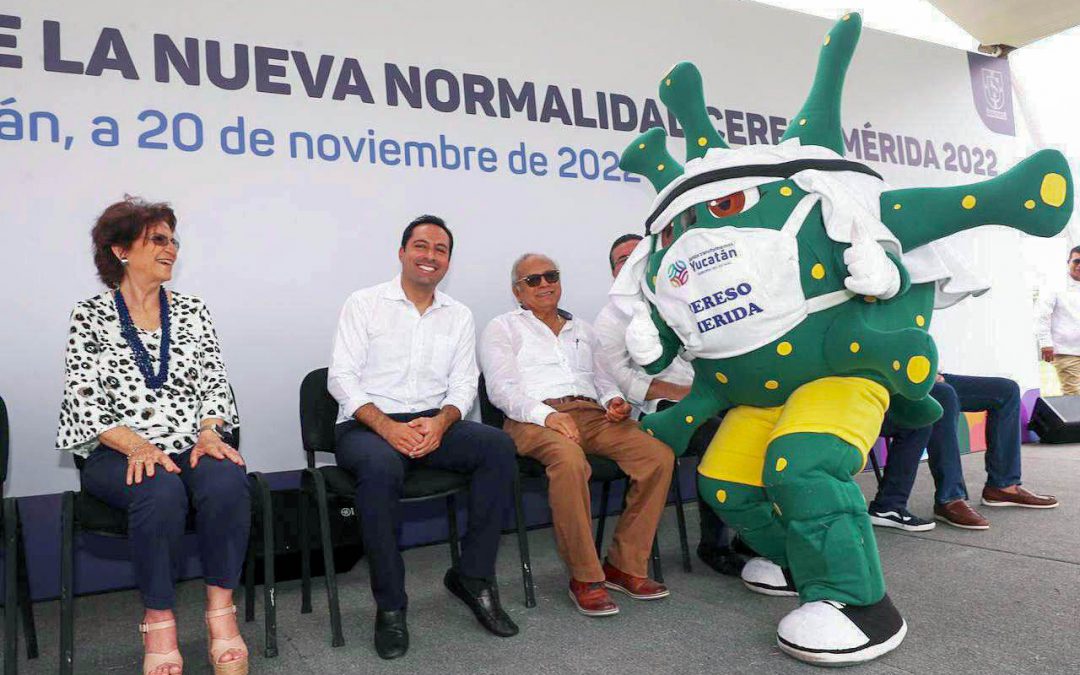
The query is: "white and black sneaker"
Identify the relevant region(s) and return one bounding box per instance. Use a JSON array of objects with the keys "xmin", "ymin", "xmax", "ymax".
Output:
[
  {"xmin": 741, "ymin": 557, "xmax": 798, "ymax": 597},
  {"xmin": 868, "ymin": 507, "xmax": 936, "ymax": 532},
  {"xmin": 777, "ymin": 594, "xmax": 907, "ymax": 666}
]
